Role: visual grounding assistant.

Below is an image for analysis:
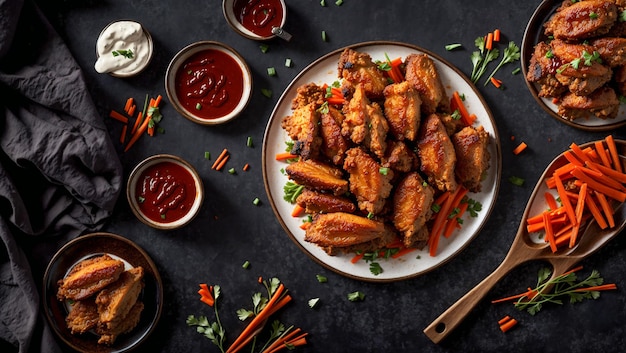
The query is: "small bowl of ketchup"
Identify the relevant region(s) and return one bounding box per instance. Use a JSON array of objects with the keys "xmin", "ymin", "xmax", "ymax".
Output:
[
  {"xmin": 165, "ymin": 41, "xmax": 253, "ymax": 125},
  {"xmin": 222, "ymin": 0, "xmax": 291, "ymax": 41},
  {"xmin": 127, "ymin": 154, "xmax": 204, "ymax": 230}
]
